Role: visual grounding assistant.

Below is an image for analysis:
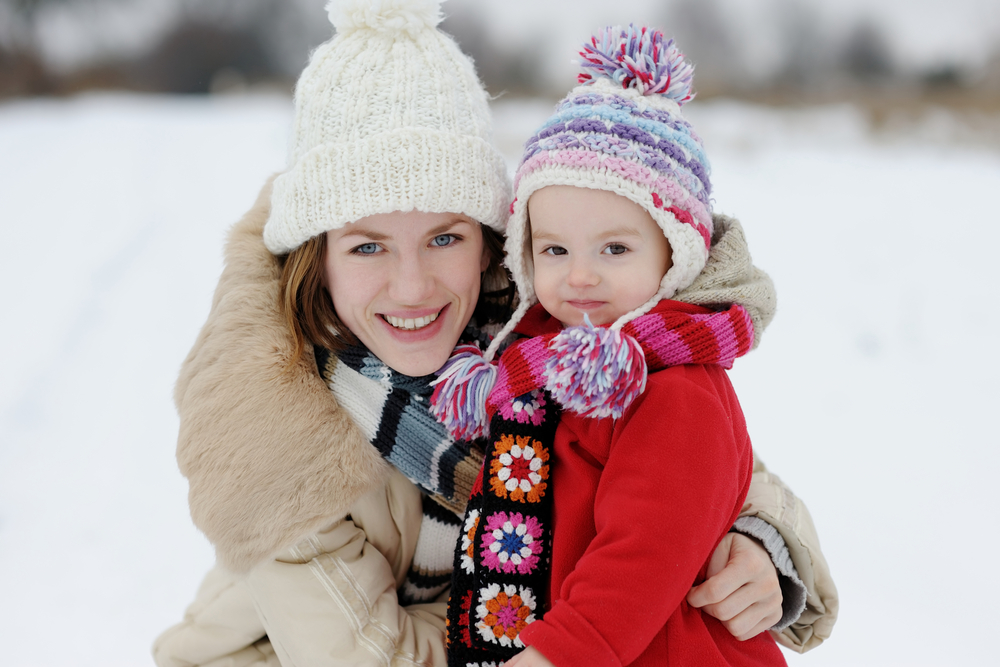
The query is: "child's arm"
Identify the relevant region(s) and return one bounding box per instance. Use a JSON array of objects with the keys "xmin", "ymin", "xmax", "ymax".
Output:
[{"xmin": 518, "ymin": 368, "xmax": 753, "ymax": 667}]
